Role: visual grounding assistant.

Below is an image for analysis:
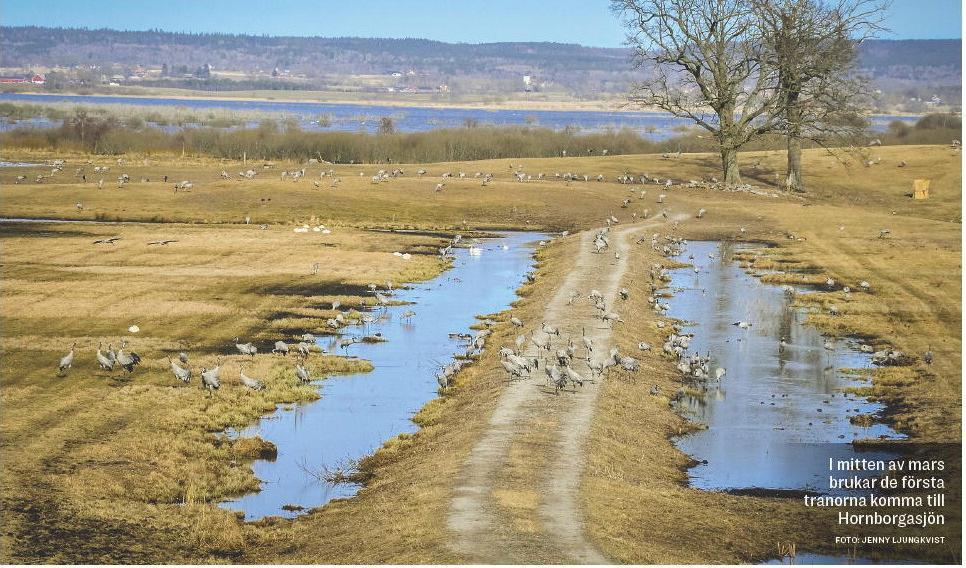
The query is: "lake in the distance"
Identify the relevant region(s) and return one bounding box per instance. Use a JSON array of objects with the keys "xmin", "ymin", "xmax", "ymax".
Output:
[{"xmin": 0, "ymin": 92, "xmax": 917, "ymax": 139}]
